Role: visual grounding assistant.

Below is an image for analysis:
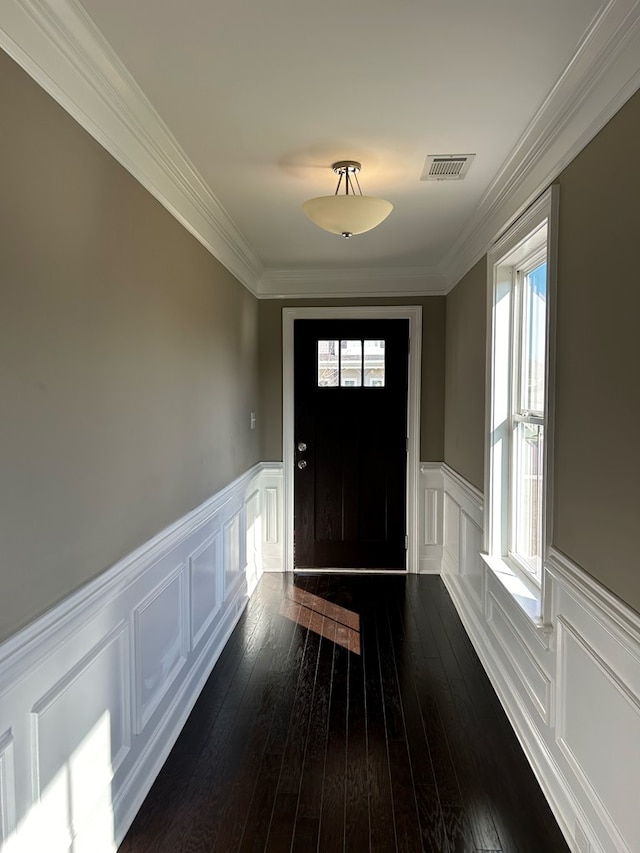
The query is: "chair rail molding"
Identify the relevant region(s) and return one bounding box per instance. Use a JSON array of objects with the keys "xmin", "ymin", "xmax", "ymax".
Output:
[{"xmin": 0, "ymin": 462, "xmax": 284, "ymax": 853}]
